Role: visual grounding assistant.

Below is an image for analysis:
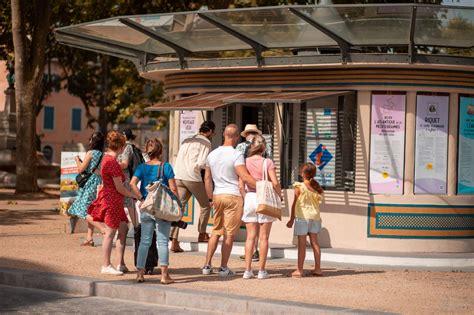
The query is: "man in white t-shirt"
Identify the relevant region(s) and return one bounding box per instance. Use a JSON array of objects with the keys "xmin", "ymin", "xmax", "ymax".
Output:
[{"xmin": 202, "ymin": 124, "xmax": 256, "ymax": 277}]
